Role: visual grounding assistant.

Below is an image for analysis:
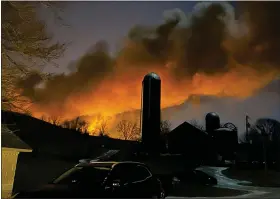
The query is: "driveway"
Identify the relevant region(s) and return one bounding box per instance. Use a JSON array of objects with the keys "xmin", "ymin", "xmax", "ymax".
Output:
[{"xmin": 167, "ymin": 166, "xmax": 280, "ymax": 198}]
